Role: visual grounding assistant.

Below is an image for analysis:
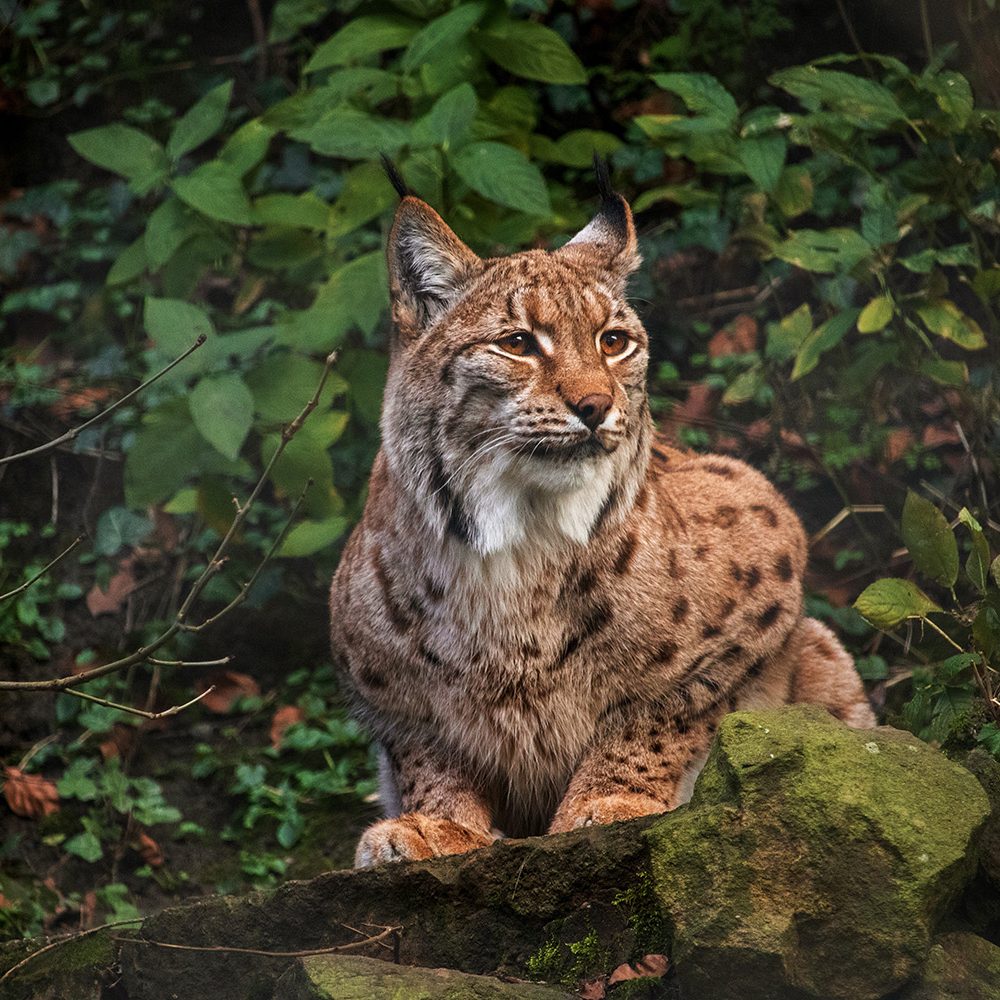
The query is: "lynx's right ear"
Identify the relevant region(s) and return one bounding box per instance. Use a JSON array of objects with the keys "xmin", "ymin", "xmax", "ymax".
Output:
[{"xmin": 387, "ymin": 192, "xmax": 482, "ymax": 338}]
